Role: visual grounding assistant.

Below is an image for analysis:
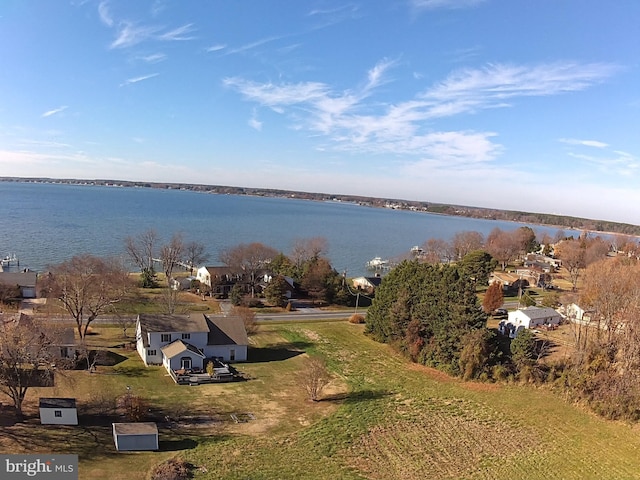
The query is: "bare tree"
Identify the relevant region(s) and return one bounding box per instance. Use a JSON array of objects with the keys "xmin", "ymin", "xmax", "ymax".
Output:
[
  {"xmin": 43, "ymin": 255, "xmax": 131, "ymax": 339},
  {"xmin": 220, "ymin": 242, "xmax": 279, "ymax": 297},
  {"xmin": 299, "ymin": 356, "xmax": 332, "ymax": 402},
  {"xmin": 555, "ymin": 239, "xmax": 586, "ymax": 291},
  {"xmin": 485, "ymin": 228, "xmax": 520, "ymax": 270},
  {"xmin": 0, "ymin": 318, "xmax": 67, "ymax": 420},
  {"xmin": 125, "ymin": 229, "xmax": 158, "ymax": 273},
  {"xmin": 420, "ymin": 238, "xmax": 454, "ymax": 264},
  {"xmin": 231, "ymin": 306, "xmax": 258, "ymax": 336},
  {"xmin": 452, "ymin": 231, "xmax": 484, "ymax": 260},
  {"xmin": 184, "ymin": 241, "xmax": 209, "ymax": 275},
  {"xmin": 290, "ymin": 237, "xmax": 328, "ymax": 275},
  {"xmin": 160, "ymin": 233, "xmax": 184, "ymax": 284}
]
